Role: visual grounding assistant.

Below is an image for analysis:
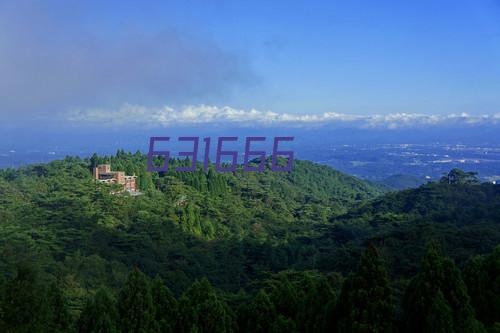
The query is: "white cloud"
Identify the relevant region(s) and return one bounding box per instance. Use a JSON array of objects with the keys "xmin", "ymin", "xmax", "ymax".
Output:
[{"xmin": 67, "ymin": 104, "xmax": 500, "ymax": 129}]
